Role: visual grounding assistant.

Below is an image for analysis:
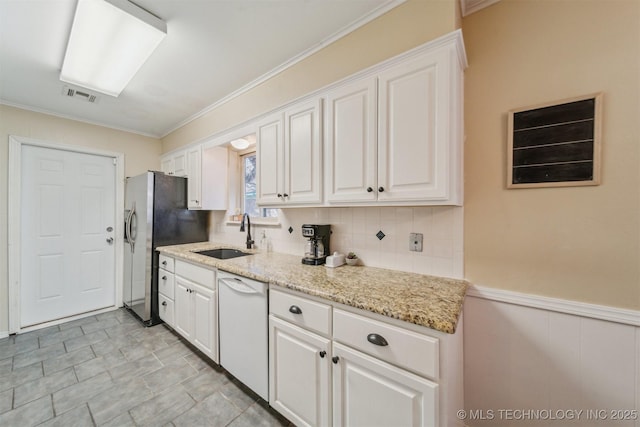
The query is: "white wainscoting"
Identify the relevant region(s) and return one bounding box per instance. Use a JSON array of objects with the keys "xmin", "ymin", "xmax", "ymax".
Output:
[{"xmin": 464, "ymin": 286, "xmax": 640, "ymax": 427}]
